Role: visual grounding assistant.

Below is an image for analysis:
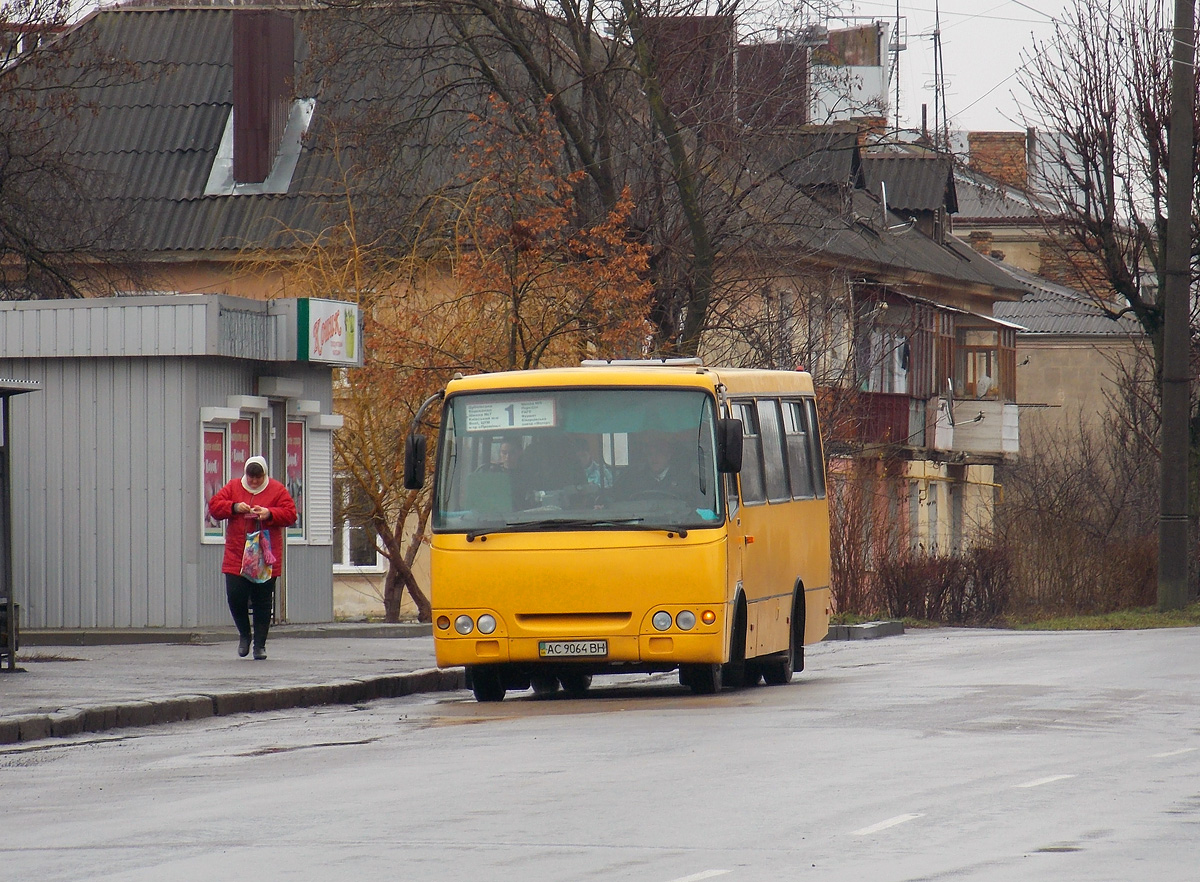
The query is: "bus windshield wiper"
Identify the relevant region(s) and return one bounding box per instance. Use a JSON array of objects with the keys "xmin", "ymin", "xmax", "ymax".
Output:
[{"xmin": 467, "ymin": 516, "xmax": 673, "ymax": 541}]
